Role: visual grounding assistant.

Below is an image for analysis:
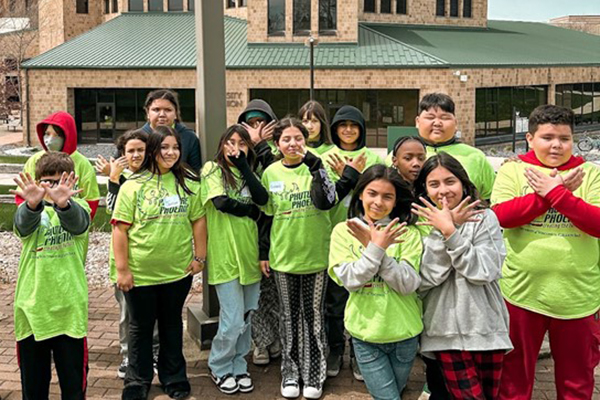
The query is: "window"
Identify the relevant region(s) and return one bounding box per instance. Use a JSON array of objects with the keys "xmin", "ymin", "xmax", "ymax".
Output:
[
  {"xmin": 380, "ymin": 0, "xmax": 391, "ymax": 13},
  {"xmin": 294, "ymin": 0, "xmax": 311, "ymax": 35},
  {"xmin": 169, "ymin": 0, "xmax": 183, "ymax": 11},
  {"xmin": 396, "ymin": 0, "xmax": 407, "ymax": 15},
  {"xmin": 188, "ymin": 0, "xmax": 194, "ymax": 11},
  {"xmin": 436, "ymin": 0, "xmax": 444, "ymax": 16},
  {"xmin": 9, "ymin": 0, "xmax": 16, "ymax": 12},
  {"xmin": 76, "ymin": 0, "xmax": 88, "ymax": 13},
  {"xmin": 463, "ymin": 0, "xmax": 472, "ymax": 18},
  {"xmin": 268, "ymin": 0, "xmax": 285, "ymax": 36},
  {"xmin": 148, "ymin": 0, "xmax": 163, "ymax": 11},
  {"xmin": 238, "ymin": 0, "xmax": 247, "ymax": 6},
  {"xmin": 450, "ymin": 0, "xmax": 458, "ymax": 17},
  {"xmin": 104, "ymin": 0, "xmax": 110, "ymax": 13},
  {"xmin": 226, "ymin": 0, "xmax": 235, "ymax": 8},
  {"xmin": 113, "ymin": 0, "xmax": 118, "ymax": 12},
  {"xmin": 319, "ymin": 0, "xmax": 336, "ymax": 32},
  {"xmin": 364, "ymin": 0, "xmax": 375, "ymax": 13},
  {"xmin": 556, "ymin": 82, "xmax": 600, "ymax": 128},
  {"xmin": 129, "ymin": 0, "xmax": 143, "ymax": 11}
]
